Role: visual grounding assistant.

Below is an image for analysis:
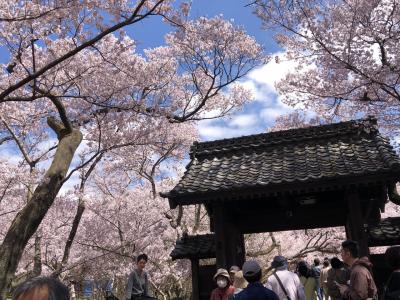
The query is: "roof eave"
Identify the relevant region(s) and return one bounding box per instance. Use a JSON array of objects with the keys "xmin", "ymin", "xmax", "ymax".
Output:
[{"xmin": 166, "ymin": 172, "xmax": 400, "ymax": 207}]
